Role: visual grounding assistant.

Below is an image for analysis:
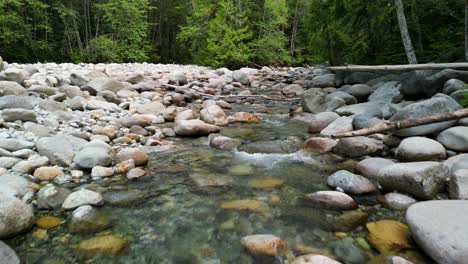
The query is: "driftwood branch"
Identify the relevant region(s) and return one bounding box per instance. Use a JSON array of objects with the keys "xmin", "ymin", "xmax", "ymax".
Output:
[
  {"xmin": 333, "ymin": 108, "xmax": 468, "ymax": 138},
  {"xmin": 328, "ymin": 63, "xmax": 468, "ymax": 72}
]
